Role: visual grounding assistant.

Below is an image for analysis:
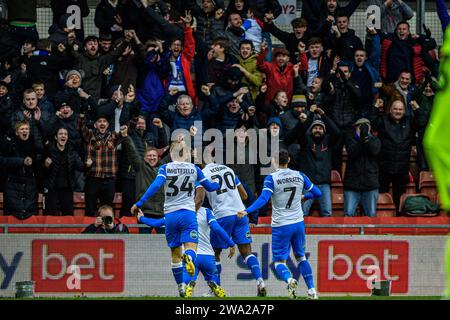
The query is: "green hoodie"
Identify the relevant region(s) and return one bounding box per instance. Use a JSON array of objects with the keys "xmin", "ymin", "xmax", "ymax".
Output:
[{"xmin": 238, "ymin": 53, "xmax": 263, "ymax": 100}]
